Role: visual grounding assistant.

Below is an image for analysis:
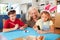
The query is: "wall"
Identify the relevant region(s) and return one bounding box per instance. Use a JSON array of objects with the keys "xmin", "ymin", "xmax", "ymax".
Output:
[
  {"xmin": 55, "ymin": 13, "xmax": 60, "ymax": 28},
  {"xmin": 0, "ymin": 0, "xmax": 20, "ymax": 4},
  {"xmin": 20, "ymin": 0, "xmax": 32, "ymax": 4},
  {"xmin": 55, "ymin": 5, "xmax": 60, "ymax": 28},
  {"xmin": 20, "ymin": 4, "xmax": 28, "ymax": 14}
]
